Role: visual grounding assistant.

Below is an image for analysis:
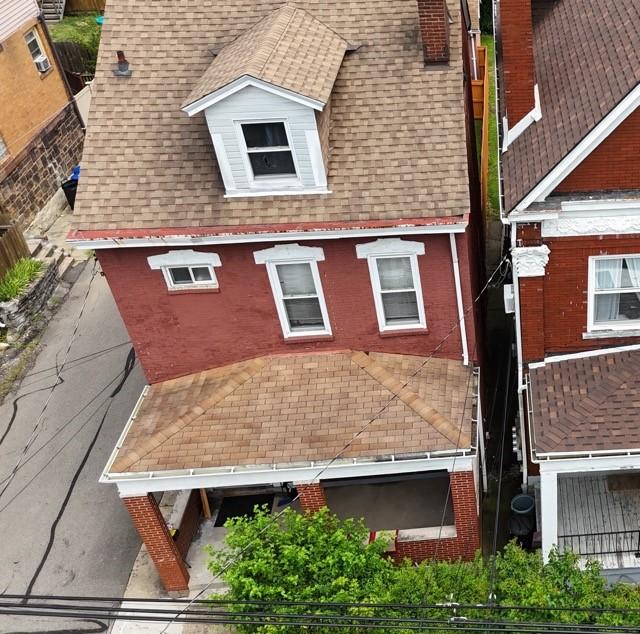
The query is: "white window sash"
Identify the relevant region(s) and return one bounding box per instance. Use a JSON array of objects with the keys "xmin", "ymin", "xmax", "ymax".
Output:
[
  {"xmin": 588, "ymin": 255, "xmax": 640, "ymax": 331},
  {"xmin": 265, "ymin": 259, "xmax": 331, "ymax": 338},
  {"xmin": 367, "ymin": 254, "xmax": 426, "ymax": 332},
  {"xmin": 148, "ymin": 250, "xmax": 221, "ymax": 291},
  {"xmin": 25, "ymin": 30, "xmax": 43, "ymax": 61},
  {"xmin": 161, "ymin": 265, "xmax": 217, "ymax": 290}
]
